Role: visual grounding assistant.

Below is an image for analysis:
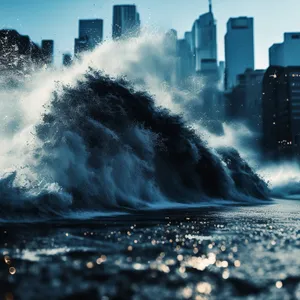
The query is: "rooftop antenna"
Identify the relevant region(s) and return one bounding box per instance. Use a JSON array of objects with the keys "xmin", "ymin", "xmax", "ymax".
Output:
[{"xmin": 209, "ymin": 0, "xmax": 212, "ymax": 12}]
